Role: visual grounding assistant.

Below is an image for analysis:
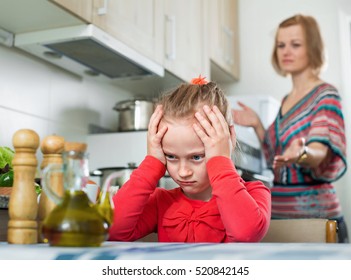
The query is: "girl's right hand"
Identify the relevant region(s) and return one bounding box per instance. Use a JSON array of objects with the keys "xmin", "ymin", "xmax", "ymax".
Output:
[
  {"xmin": 147, "ymin": 105, "xmax": 168, "ymax": 165},
  {"xmin": 232, "ymin": 101, "xmax": 260, "ymax": 128}
]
